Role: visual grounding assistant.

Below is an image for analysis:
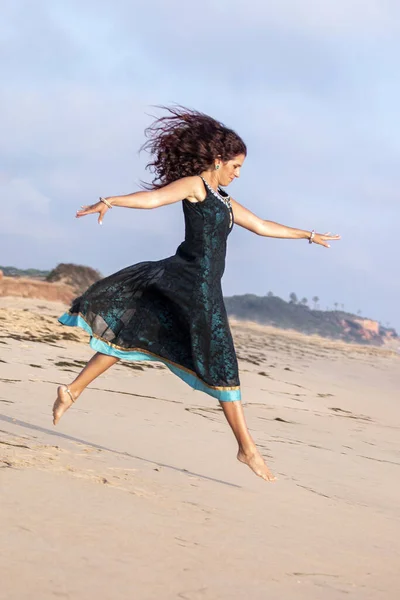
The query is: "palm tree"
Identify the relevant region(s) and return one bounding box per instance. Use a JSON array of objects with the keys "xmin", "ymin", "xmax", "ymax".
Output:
[
  {"xmin": 289, "ymin": 292, "xmax": 298, "ymax": 304},
  {"xmin": 300, "ymin": 297, "xmax": 308, "ymax": 306},
  {"xmin": 312, "ymin": 296, "xmax": 319, "ymax": 309}
]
